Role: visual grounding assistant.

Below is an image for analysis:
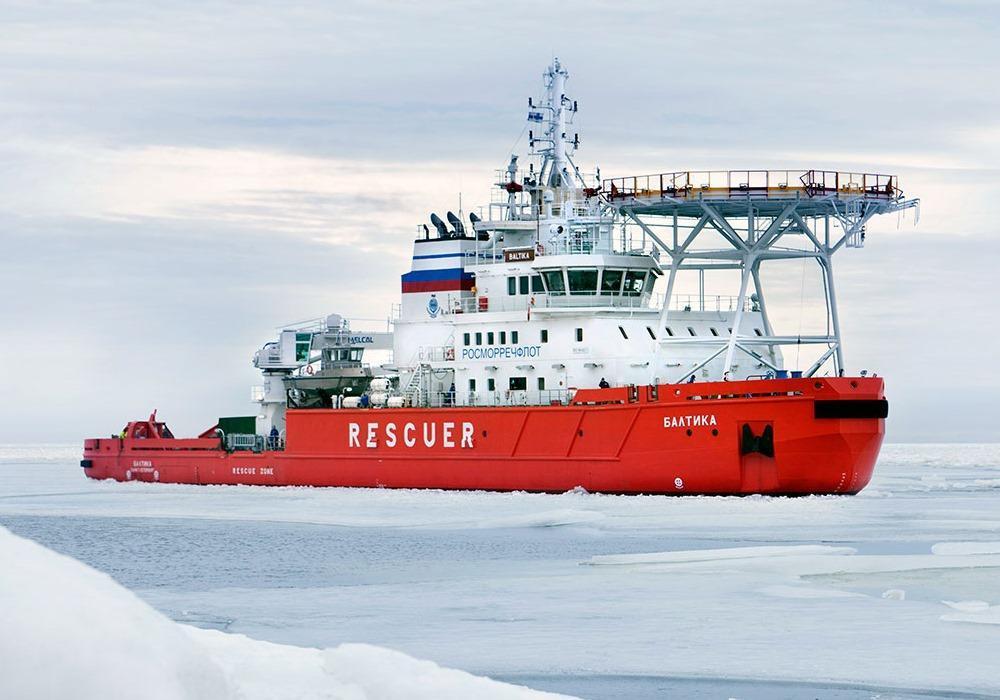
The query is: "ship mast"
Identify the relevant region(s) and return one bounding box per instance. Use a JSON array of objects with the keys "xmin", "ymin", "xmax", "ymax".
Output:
[{"xmin": 532, "ymin": 58, "xmax": 583, "ymax": 191}]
